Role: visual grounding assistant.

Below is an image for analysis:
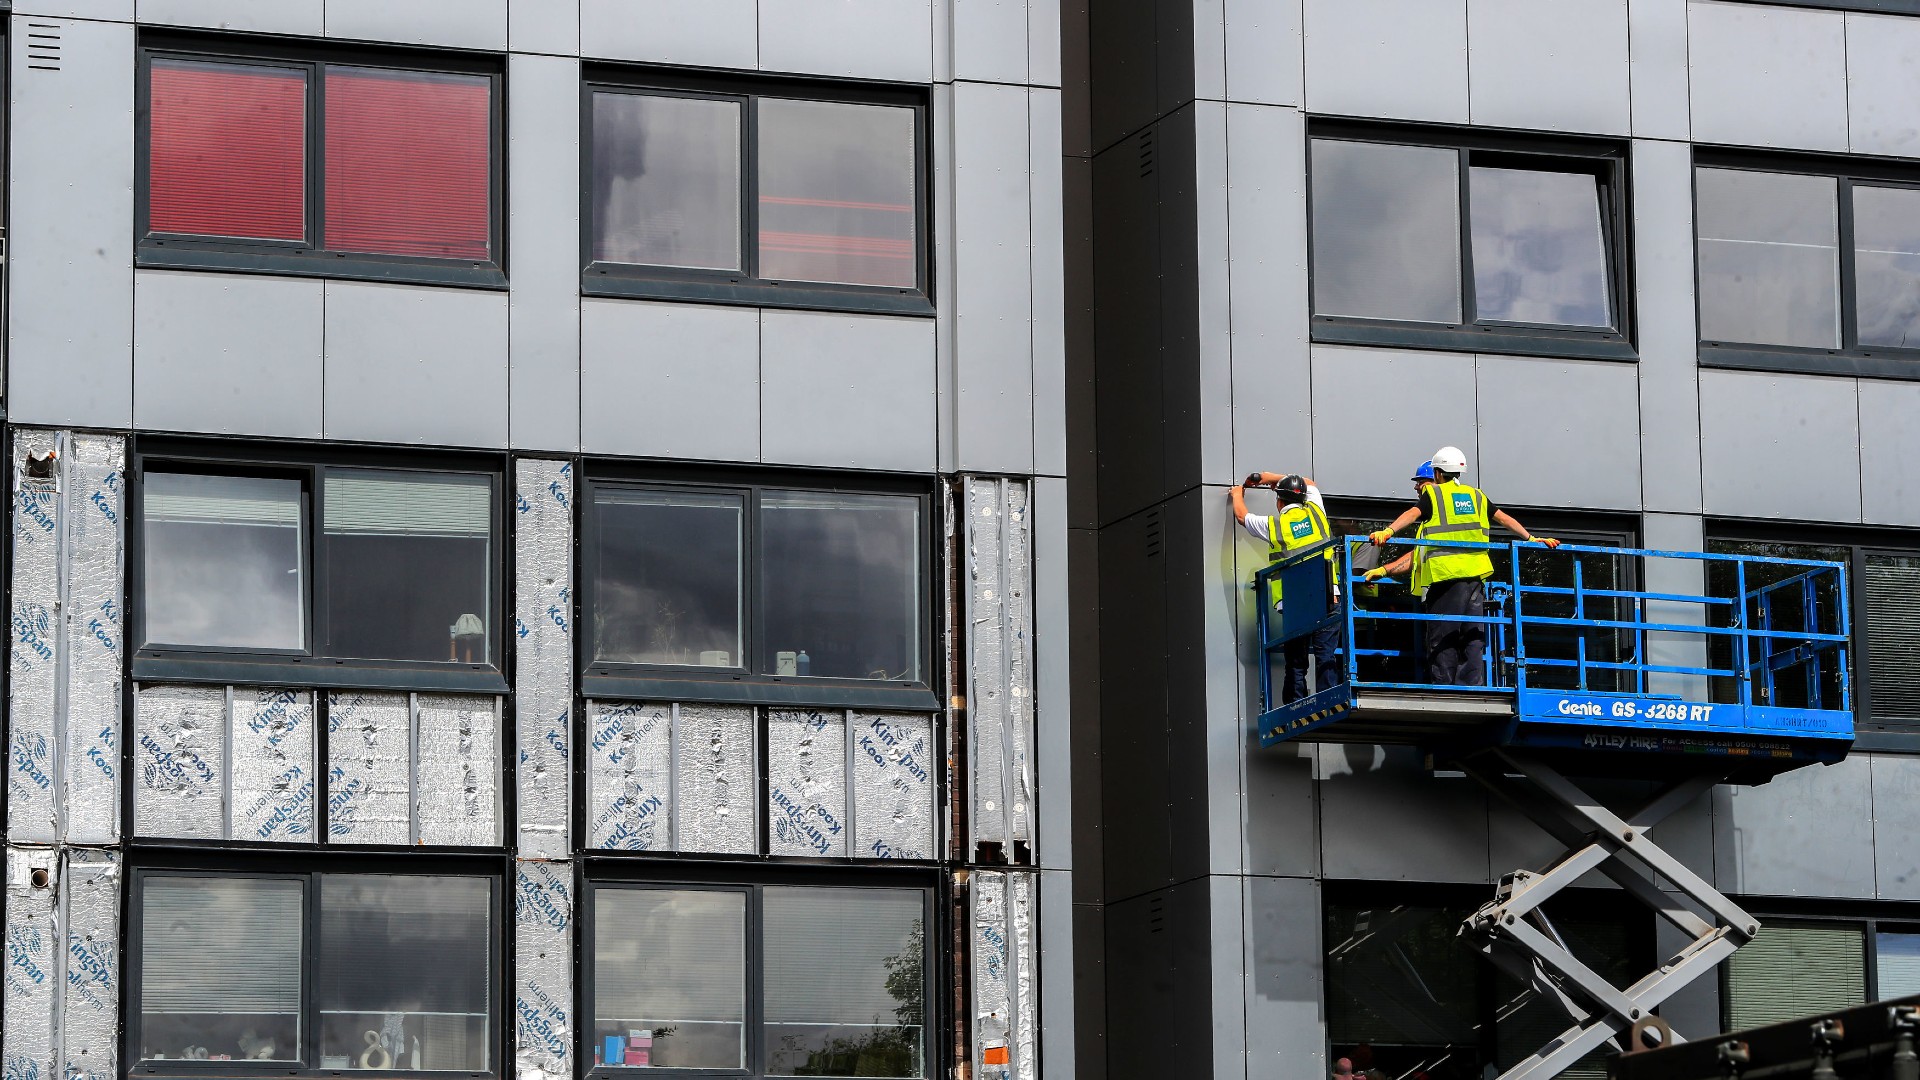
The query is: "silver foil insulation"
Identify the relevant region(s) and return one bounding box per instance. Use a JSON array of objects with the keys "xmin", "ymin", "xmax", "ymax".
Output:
[
  {"xmin": 513, "ymin": 860, "xmax": 573, "ymax": 1080},
  {"xmin": 964, "ymin": 477, "xmax": 1037, "ymax": 854},
  {"xmin": 514, "ymin": 460, "xmax": 574, "ymax": 859},
  {"xmin": 971, "ymin": 869, "xmax": 1039, "ymax": 1080},
  {"xmin": 4, "ymin": 847, "xmax": 122, "ymax": 1080}
]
